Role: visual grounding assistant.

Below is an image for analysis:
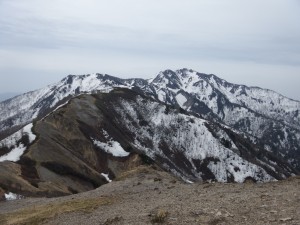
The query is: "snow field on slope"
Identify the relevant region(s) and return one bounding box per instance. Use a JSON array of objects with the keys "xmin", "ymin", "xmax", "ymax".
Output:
[
  {"xmin": 175, "ymin": 93, "xmax": 187, "ymax": 107},
  {"xmin": 92, "ymin": 129, "xmax": 129, "ymax": 157},
  {"xmin": 49, "ymin": 74, "xmax": 114, "ymax": 108},
  {"xmin": 0, "ymin": 123, "xmax": 36, "ymax": 162}
]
